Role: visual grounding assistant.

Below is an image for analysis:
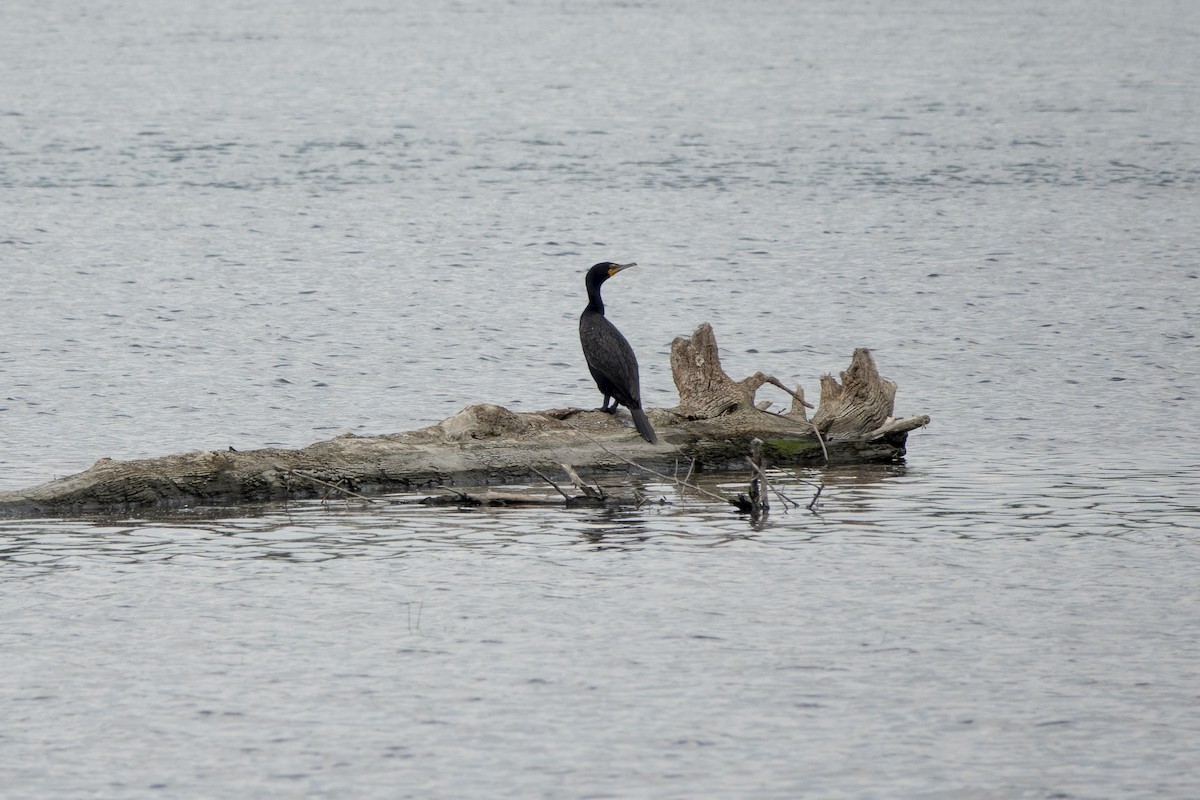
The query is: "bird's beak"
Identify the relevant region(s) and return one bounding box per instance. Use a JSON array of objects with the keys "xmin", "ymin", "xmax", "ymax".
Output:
[{"xmin": 609, "ymin": 262, "xmax": 637, "ymax": 276}]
